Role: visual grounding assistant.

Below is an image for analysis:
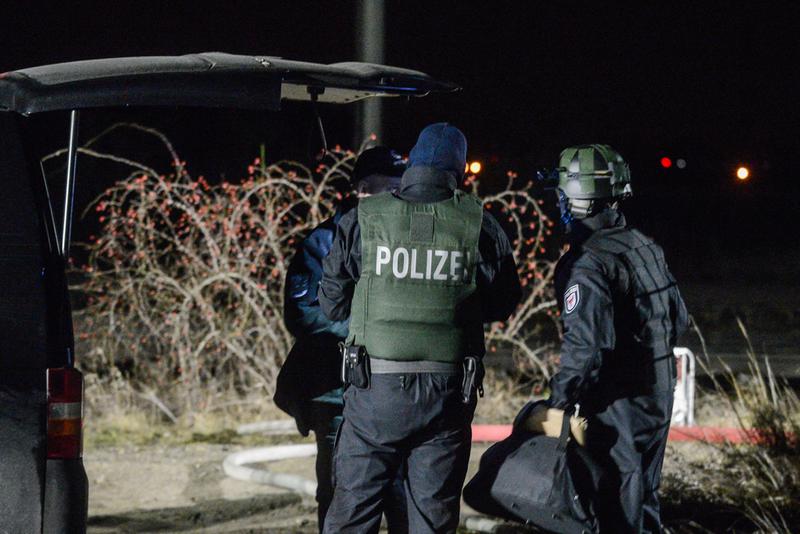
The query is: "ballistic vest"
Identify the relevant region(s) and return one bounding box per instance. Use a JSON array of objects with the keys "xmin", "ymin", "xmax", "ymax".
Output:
[
  {"xmin": 347, "ymin": 190, "xmax": 484, "ymax": 362},
  {"xmin": 583, "ymin": 227, "xmax": 687, "ymax": 359}
]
